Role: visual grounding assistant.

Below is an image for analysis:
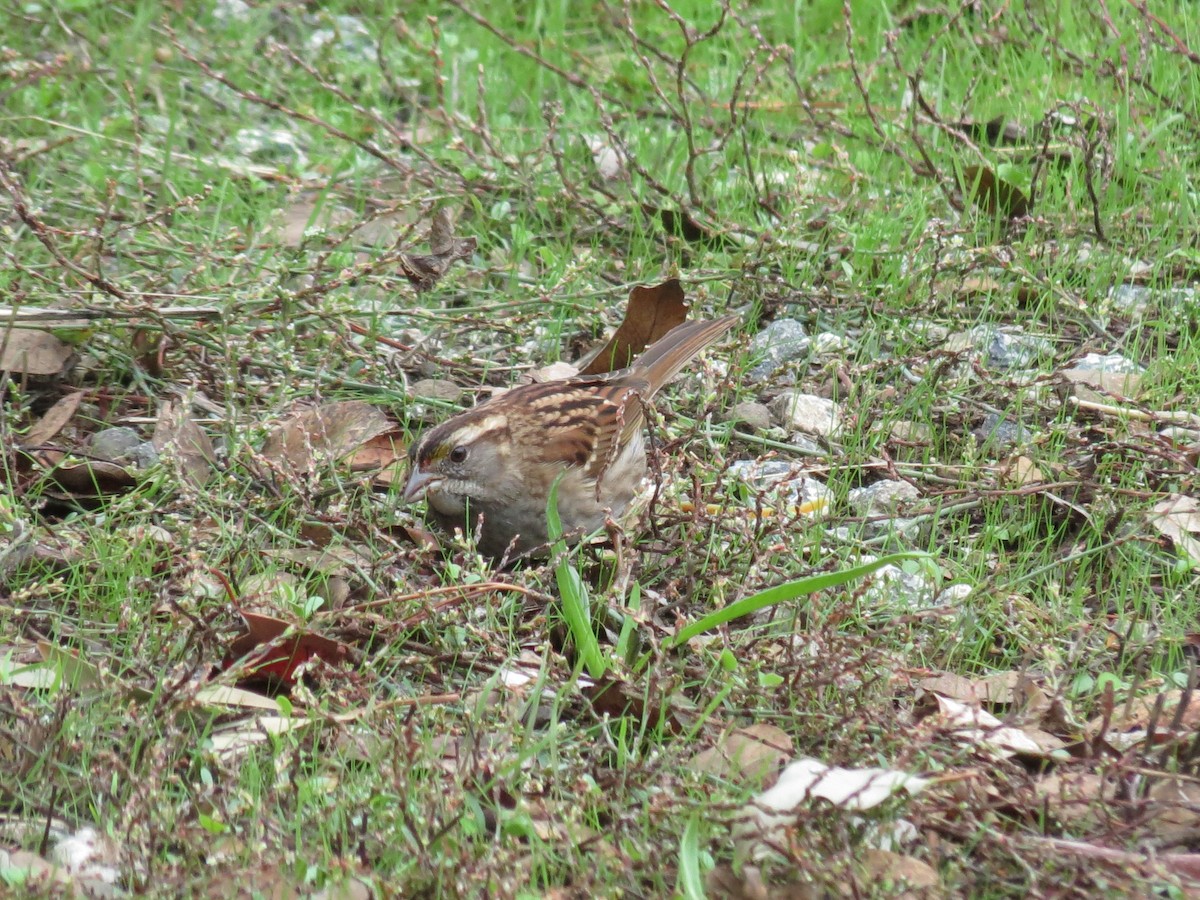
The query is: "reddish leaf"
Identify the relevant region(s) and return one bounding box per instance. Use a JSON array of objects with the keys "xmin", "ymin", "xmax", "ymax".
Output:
[
  {"xmin": 643, "ymin": 205, "xmax": 737, "ymax": 249},
  {"xmin": 577, "ymin": 279, "xmax": 689, "ymax": 376},
  {"xmin": 961, "ymin": 164, "xmax": 1030, "ymax": 219},
  {"xmin": 224, "ymin": 611, "xmax": 352, "ymax": 688}
]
